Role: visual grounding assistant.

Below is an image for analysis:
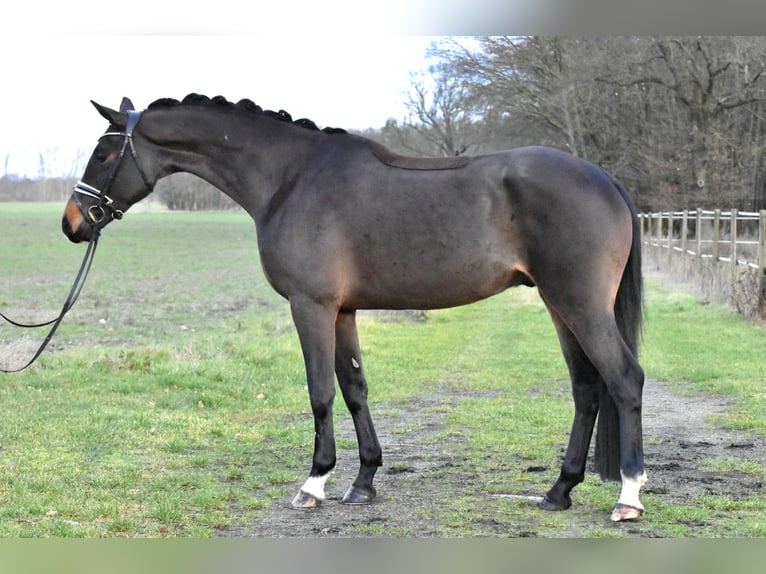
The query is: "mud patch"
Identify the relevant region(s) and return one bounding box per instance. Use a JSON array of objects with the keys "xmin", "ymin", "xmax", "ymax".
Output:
[
  {"xmin": 641, "ymin": 380, "xmax": 764, "ymax": 503},
  {"xmin": 217, "ymin": 380, "xmax": 765, "ymax": 537}
]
